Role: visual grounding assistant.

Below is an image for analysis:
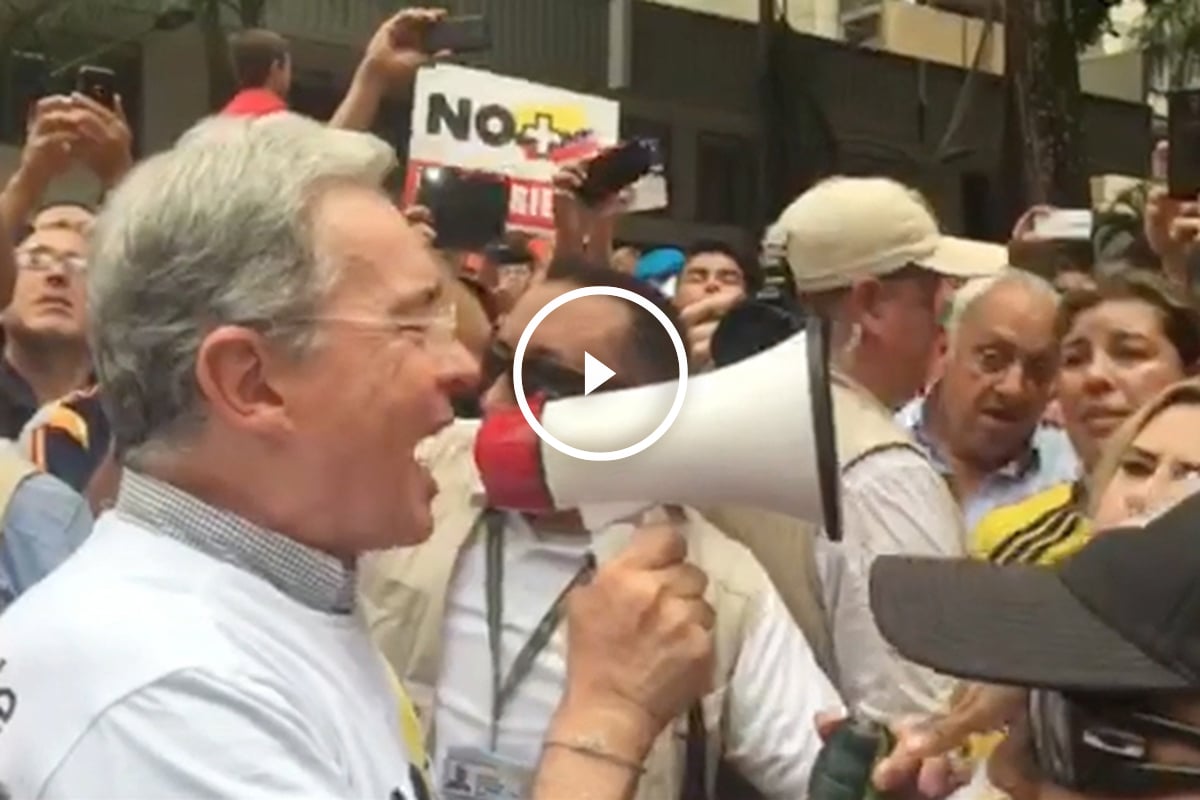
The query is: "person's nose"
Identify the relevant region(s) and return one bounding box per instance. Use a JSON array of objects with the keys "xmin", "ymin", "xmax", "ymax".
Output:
[
  {"xmin": 42, "ymin": 260, "xmax": 70, "ymax": 287},
  {"xmin": 436, "ymin": 340, "xmax": 481, "ymax": 398},
  {"xmin": 1080, "ymin": 352, "xmax": 1117, "ymax": 394},
  {"xmin": 992, "ymin": 363, "xmax": 1026, "ymax": 399}
]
